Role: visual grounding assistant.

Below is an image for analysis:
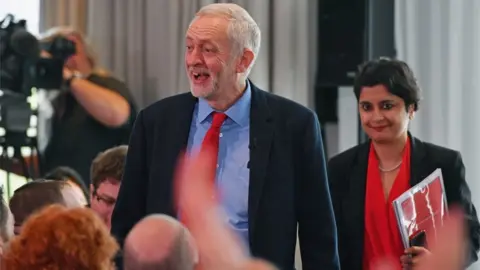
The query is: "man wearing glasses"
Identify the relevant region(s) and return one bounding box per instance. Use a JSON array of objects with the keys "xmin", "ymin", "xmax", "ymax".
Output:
[{"xmin": 89, "ymin": 145, "xmax": 128, "ymax": 230}]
